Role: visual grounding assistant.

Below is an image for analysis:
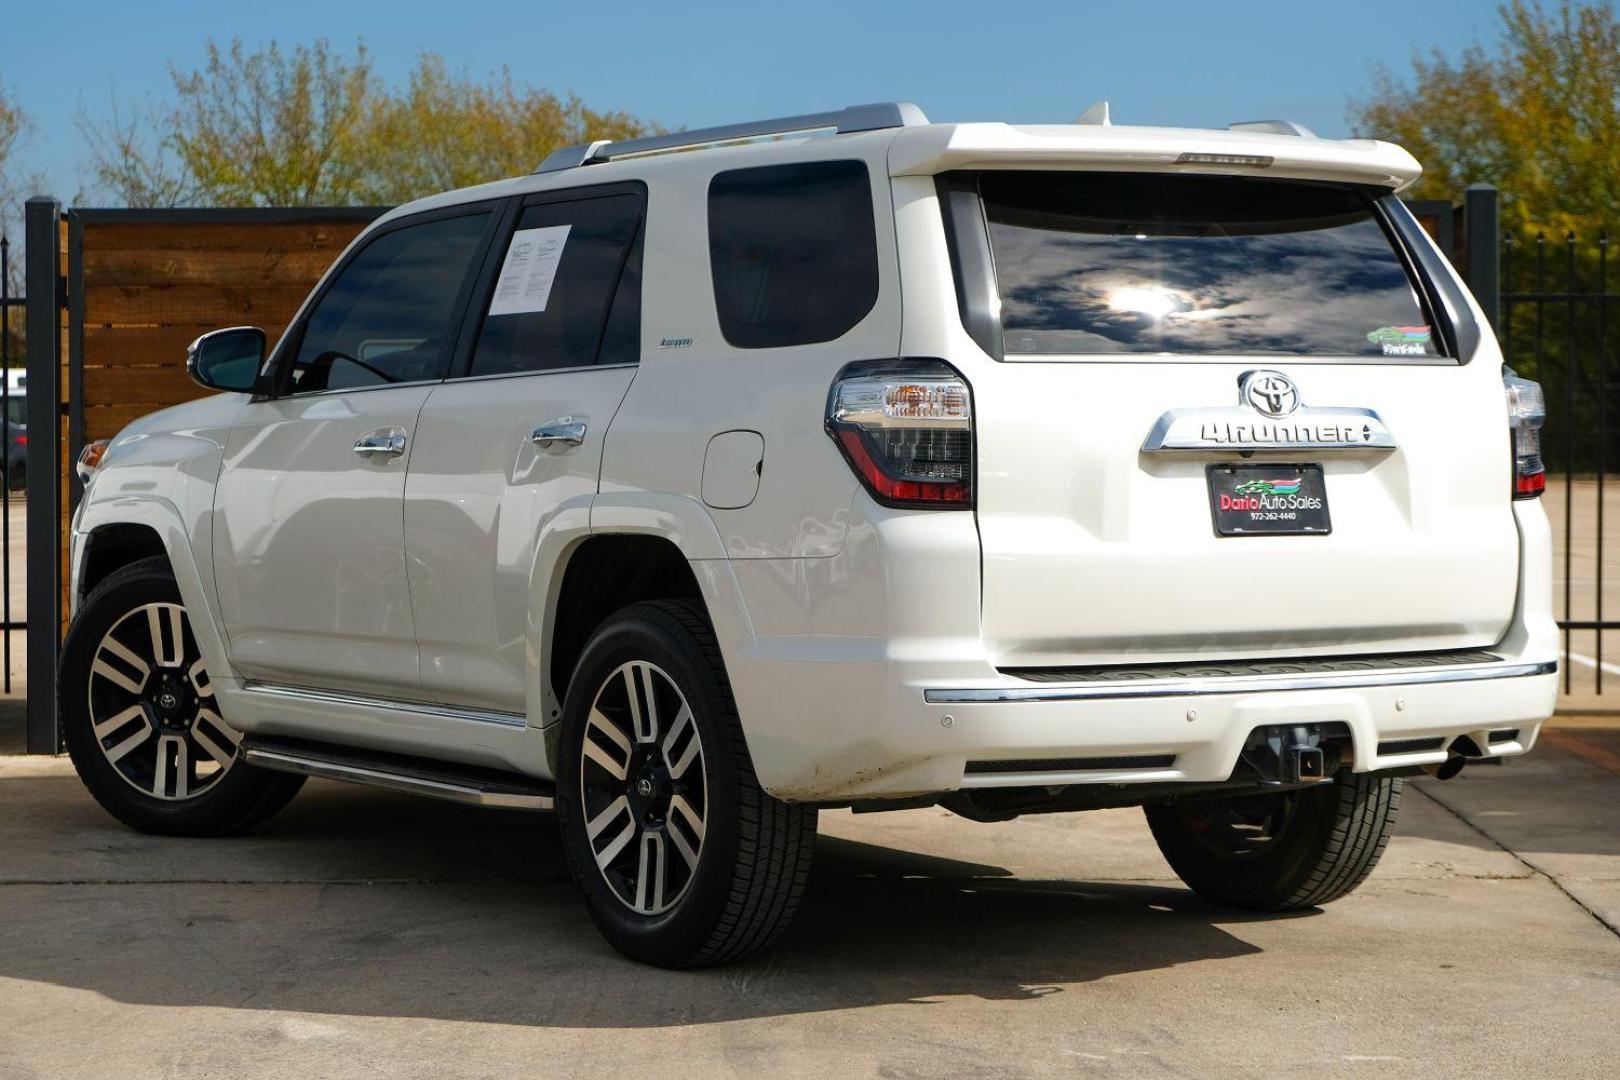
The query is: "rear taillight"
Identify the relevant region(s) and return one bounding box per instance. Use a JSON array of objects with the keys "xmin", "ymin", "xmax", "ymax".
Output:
[
  {"xmin": 826, "ymin": 360, "xmax": 973, "ymax": 508},
  {"xmin": 1503, "ymin": 369, "xmax": 1545, "ymax": 500}
]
